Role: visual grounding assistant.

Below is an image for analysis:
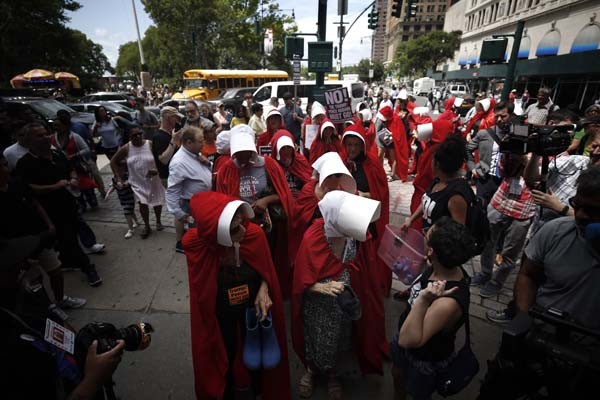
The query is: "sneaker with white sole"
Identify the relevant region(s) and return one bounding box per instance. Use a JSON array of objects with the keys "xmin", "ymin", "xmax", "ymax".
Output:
[
  {"xmin": 486, "ymin": 309, "xmax": 512, "ymax": 324},
  {"xmin": 124, "ymin": 229, "xmax": 134, "ymax": 239},
  {"xmin": 132, "ymin": 221, "xmax": 138, "ymax": 228},
  {"xmin": 85, "ymin": 267, "xmax": 103, "ymax": 287},
  {"xmin": 84, "ymin": 243, "xmax": 106, "ymax": 254},
  {"xmin": 59, "ymin": 295, "xmax": 87, "ymax": 309}
]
